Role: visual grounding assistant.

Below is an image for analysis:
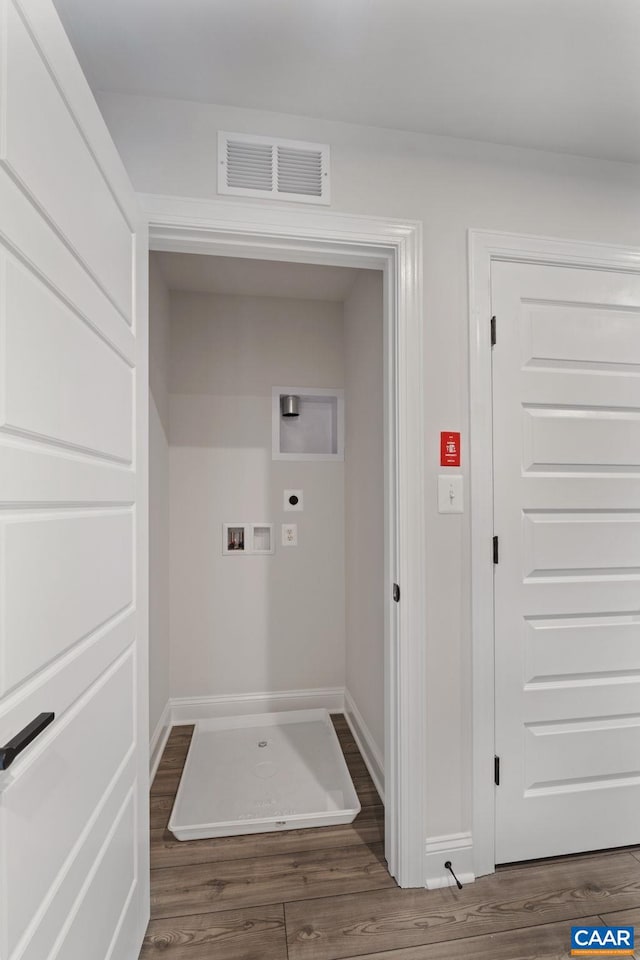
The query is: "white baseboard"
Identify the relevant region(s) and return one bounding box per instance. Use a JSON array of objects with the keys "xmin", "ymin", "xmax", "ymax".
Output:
[
  {"xmin": 344, "ymin": 689, "xmax": 385, "ymax": 803},
  {"xmin": 170, "ymin": 687, "xmax": 345, "ymax": 725},
  {"xmin": 149, "ymin": 701, "xmax": 172, "ymax": 781},
  {"xmin": 425, "ymin": 832, "xmax": 475, "ymax": 889}
]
